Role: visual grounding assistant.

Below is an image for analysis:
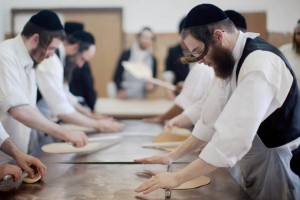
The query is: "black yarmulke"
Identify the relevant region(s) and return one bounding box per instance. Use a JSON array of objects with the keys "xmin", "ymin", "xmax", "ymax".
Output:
[
  {"xmin": 29, "ymin": 10, "xmax": 63, "ymax": 31},
  {"xmin": 72, "ymin": 30, "xmax": 95, "ymax": 44},
  {"xmin": 179, "ymin": 17, "xmax": 186, "ymax": 34},
  {"xmin": 225, "ymin": 10, "xmax": 247, "ymax": 30},
  {"xmin": 64, "ymin": 22, "xmax": 84, "ymax": 35},
  {"xmin": 184, "ymin": 4, "xmax": 228, "ymax": 29}
]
